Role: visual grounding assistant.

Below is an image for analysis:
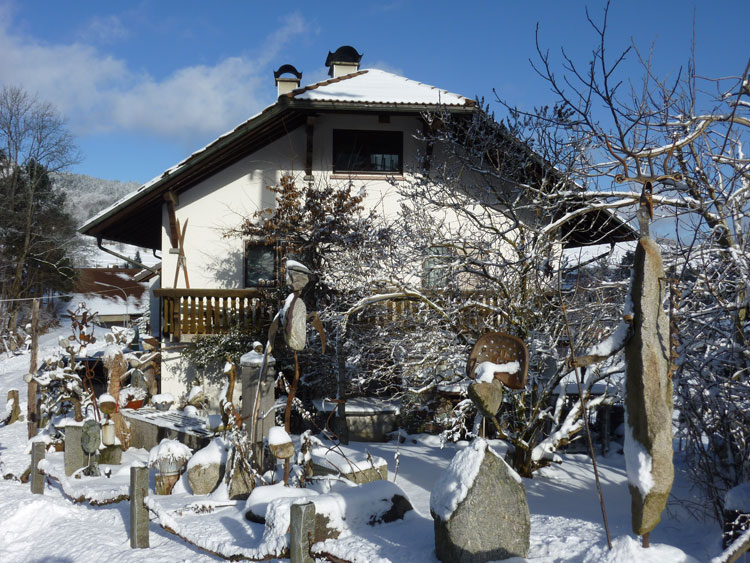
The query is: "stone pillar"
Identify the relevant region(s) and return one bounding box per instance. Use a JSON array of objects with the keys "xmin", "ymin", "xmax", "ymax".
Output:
[
  {"xmin": 64, "ymin": 424, "xmax": 86, "ymax": 476},
  {"xmin": 241, "ymin": 348, "xmax": 275, "ymax": 461},
  {"xmin": 290, "ymin": 501, "xmax": 316, "ymax": 563},
  {"xmin": 30, "ymin": 441, "xmax": 45, "ymax": 494},
  {"xmin": 130, "ymin": 465, "xmax": 150, "ymax": 548},
  {"xmin": 624, "ymin": 237, "xmax": 674, "ymax": 537}
]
